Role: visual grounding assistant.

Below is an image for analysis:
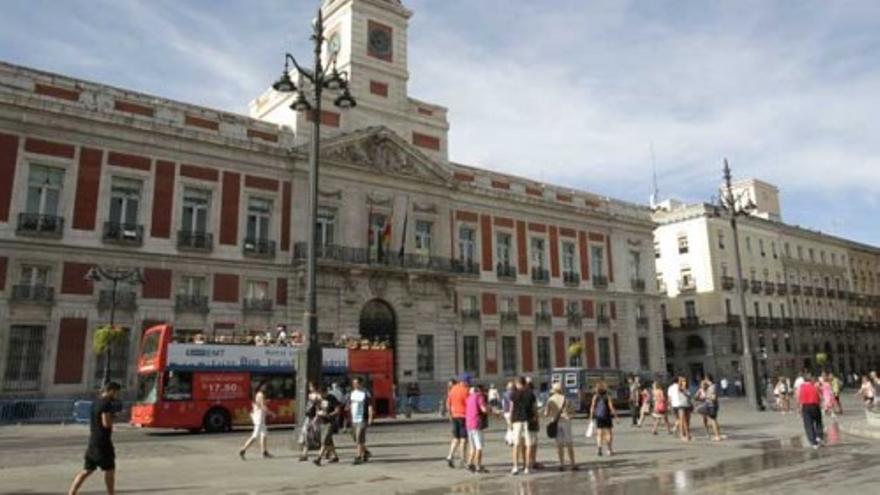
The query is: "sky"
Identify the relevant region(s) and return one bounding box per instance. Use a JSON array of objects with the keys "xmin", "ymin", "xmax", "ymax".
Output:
[{"xmin": 1, "ymin": 0, "xmax": 878, "ymax": 245}]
